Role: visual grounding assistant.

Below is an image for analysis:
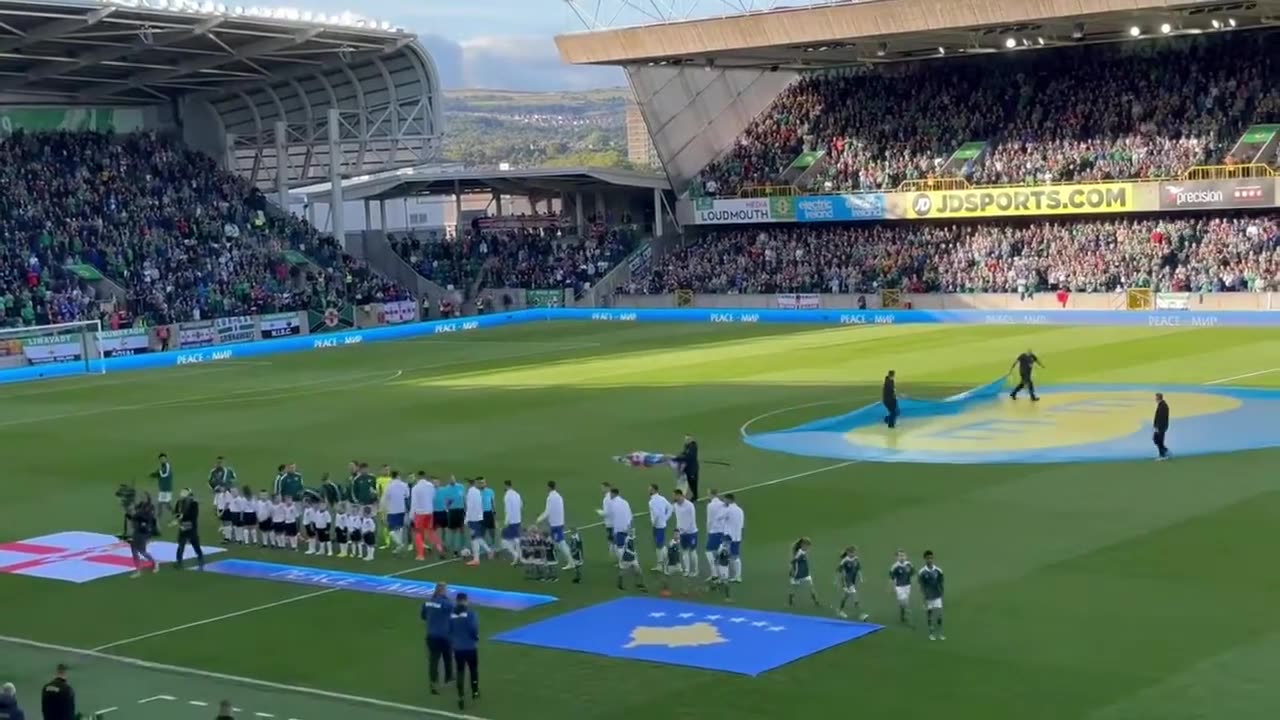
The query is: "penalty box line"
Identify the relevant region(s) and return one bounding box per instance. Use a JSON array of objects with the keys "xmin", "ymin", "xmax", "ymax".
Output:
[
  {"xmin": 0, "ymin": 634, "xmax": 491, "ymax": 720},
  {"xmin": 89, "ymin": 460, "xmax": 857, "ymax": 653}
]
